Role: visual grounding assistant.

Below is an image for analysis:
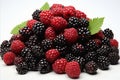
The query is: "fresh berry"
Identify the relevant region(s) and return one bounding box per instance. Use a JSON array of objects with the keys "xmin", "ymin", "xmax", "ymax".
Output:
[
  {"xmin": 102, "ymin": 37, "xmax": 110, "ymax": 45},
  {"xmin": 85, "ymin": 51, "xmax": 97, "ymax": 62},
  {"xmin": 32, "ymin": 22, "xmax": 45, "ymax": 36},
  {"xmin": 65, "ymin": 53, "xmax": 75, "ymax": 62},
  {"xmin": 108, "ymin": 52, "xmax": 119, "ymax": 65},
  {"xmin": 79, "ymin": 18, "xmax": 89, "ymax": 27},
  {"xmin": 64, "ymin": 28, "xmax": 78, "ymax": 43},
  {"xmin": 63, "ymin": 6, "xmax": 76, "ymax": 19},
  {"xmin": 32, "ymin": 9, "xmax": 41, "ymax": 21},
  {"xmin": 46, "ymin": 49, "xmax": 60, "ymax": 63},
  {"xmin": 97, "ymin": 56, "xmax": 110, "ymax": 70},
  {"xmin": 75, "ymin": 10, "xmax": 86, "ymax": 19},
  {"xmin": 94, "ymin": 39, "xmax": 102, "ymax": 48},
  {"xmin": 10, "ymin": 34, "xmax": 24, "ymax": 42},
  {"xmin": 3, "ymin": 52, "xmax": 16, "ymax": 65},
  {"xmin": 39, "ymin": 10, "xmax": 53, "ymax": 25},
  {"xmin": 51, "ymin": 17, "xmax": 67, "ymax": 31},
  {"xmin": 11, "ymin": 40, "xmax": 25, "ymax": 54},
  {"xmin": 38, "ymin": 58, "xmax": 52, "ymax": 74},
  {"xmin": 51, "ymin": 8, "xmax": 63, "ymax": 16},
  {"xmin": 45, "ymin": 27, "xmax": 56, "ymax": 40},
  {"xmin": 93, "ymin": 30, "xmax": 105, "ymax": 40},
  {"xmin": 111, "ymin": 46, "xmax": 119, "ymax": 53},
  {"xmin": 52, "ymin": 58, "xmax": 67, "ymax": 74},
  {"xmin": 51, "ymin": 4, "xmax": 64, "ymax": 9},
  {"xmin": 41, "ymin": 39, "xmax": 53, "ymax": 51},
  {"xmin": 14, "ymin": 57, "xmax": 23, "ymax": 65},
  {"xmin": 110, "ymin": 39, "xmax": 118, "ymax": 48},
  {"xmin": 65, "ymin": 61, "xmax": 80, "ymax": 78},
  {"xmin": 27, "ymin": 19, "xmax": 38, "ymax": 29},
  {"xmin": 85, "ymin": 61, "xmax": 98, "ymax": 74},
  {"xmin": 68, "ymin": 17, "xmax": 80, "ymax": 28},
  {"xmin": 103, "ymin": 28, "xmax": 114, "ymax": 39},
  {"xmin": 20, "ymin": 47, "xmax": 32, "ymax": 58}
]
